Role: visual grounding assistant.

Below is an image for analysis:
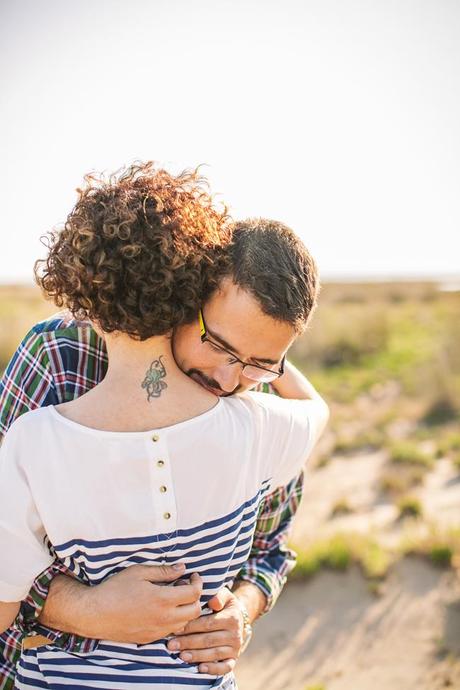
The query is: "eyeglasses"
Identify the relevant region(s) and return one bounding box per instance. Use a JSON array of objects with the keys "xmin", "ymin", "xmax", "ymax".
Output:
[{"xmin": 198, "ymin": 308, "xmax": 285, "ymax": 383}]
